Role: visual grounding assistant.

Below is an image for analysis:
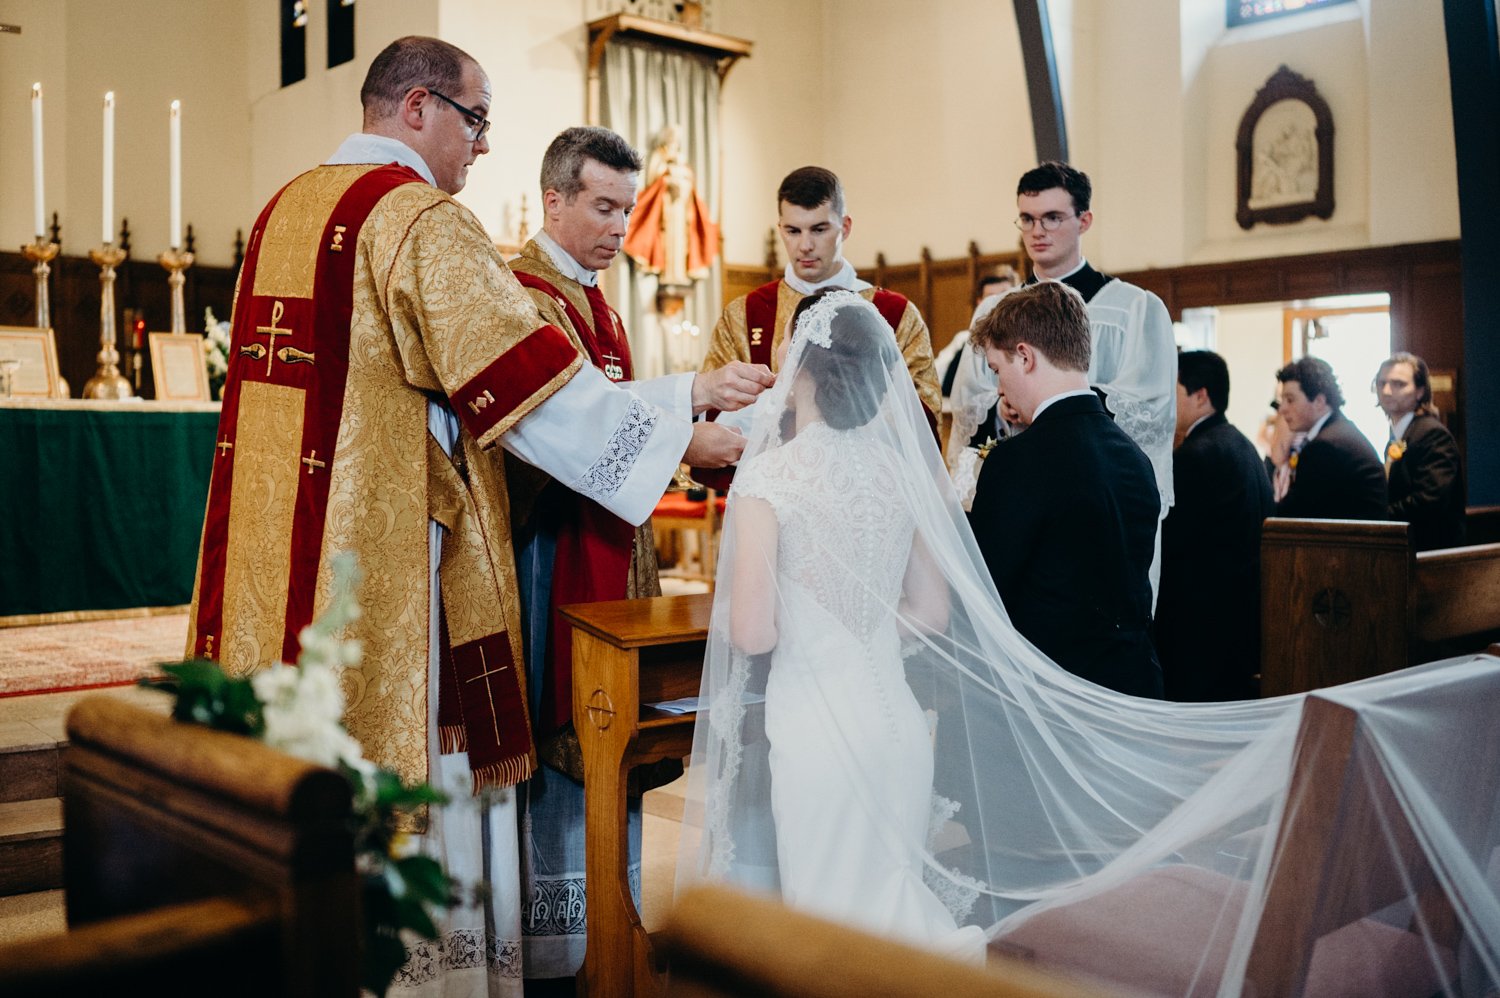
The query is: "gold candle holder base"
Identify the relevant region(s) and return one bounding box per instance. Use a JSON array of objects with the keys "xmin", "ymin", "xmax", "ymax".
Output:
[
  {"xmin": 20, "ymin": 238, "xmax": 60, "ymax": 329},
  {"xmin": 158, "ymin": 247, "xmax": 195, "ymax": 333},
  {"xmin": 83, "ymin": 244, "xmax": 135, "ymax": 400}
]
